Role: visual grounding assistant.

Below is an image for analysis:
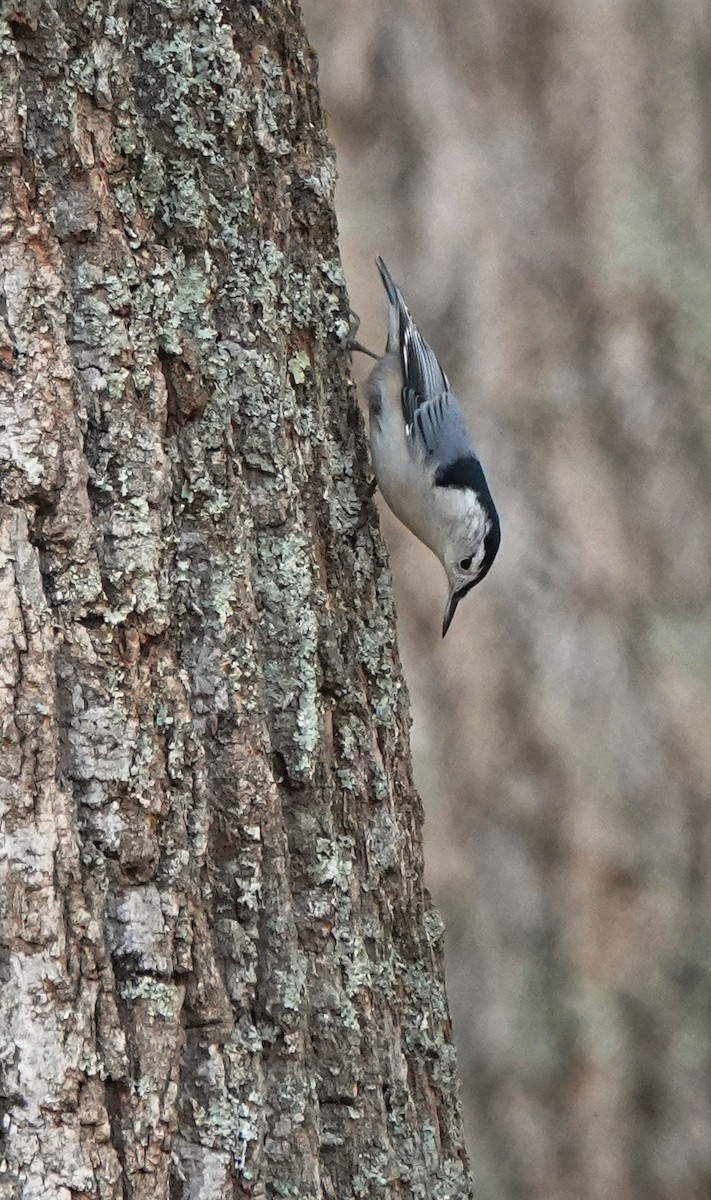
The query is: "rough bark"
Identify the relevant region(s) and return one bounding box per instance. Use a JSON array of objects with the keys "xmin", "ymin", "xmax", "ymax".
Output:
[
  {"xmin": 303, "ymin": 2, "xmax": 711, "ymax": 1199},
  {"xmin": 0, "ymin": 2, "xmax": 472, "ymax": 1197}
]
